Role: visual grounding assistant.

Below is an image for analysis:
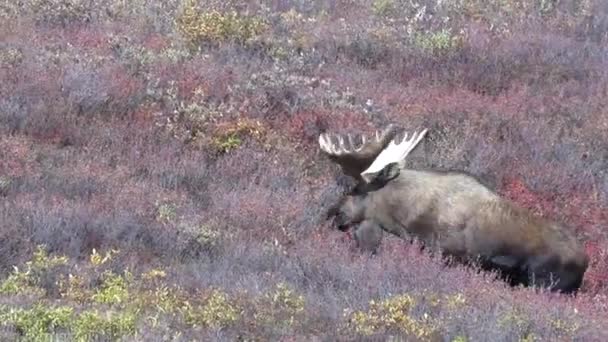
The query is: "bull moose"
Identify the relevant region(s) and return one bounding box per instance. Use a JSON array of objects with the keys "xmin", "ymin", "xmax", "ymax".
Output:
[{"xmin": 318, "ymin": 124, "xmax": 589, "ymax": 294}]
